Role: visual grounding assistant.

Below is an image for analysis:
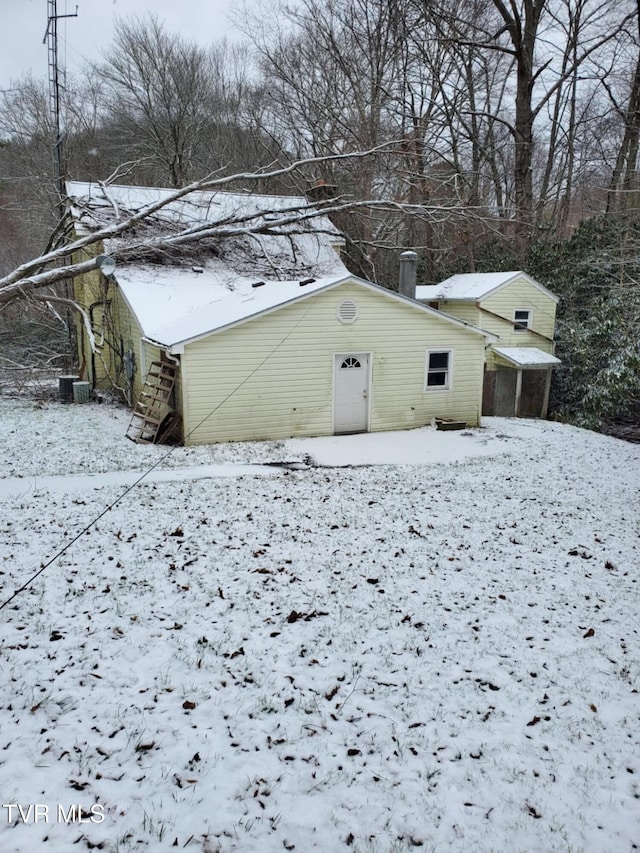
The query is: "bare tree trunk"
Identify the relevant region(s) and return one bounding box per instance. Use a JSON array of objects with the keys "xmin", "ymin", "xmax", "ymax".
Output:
[
  {"xmin": 607, "ymin": 29, "xmax": 640, "ymax": 212},
  {"xmin": 492, "ymin": 0, "xmax": 544, "ymax": 255}
]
